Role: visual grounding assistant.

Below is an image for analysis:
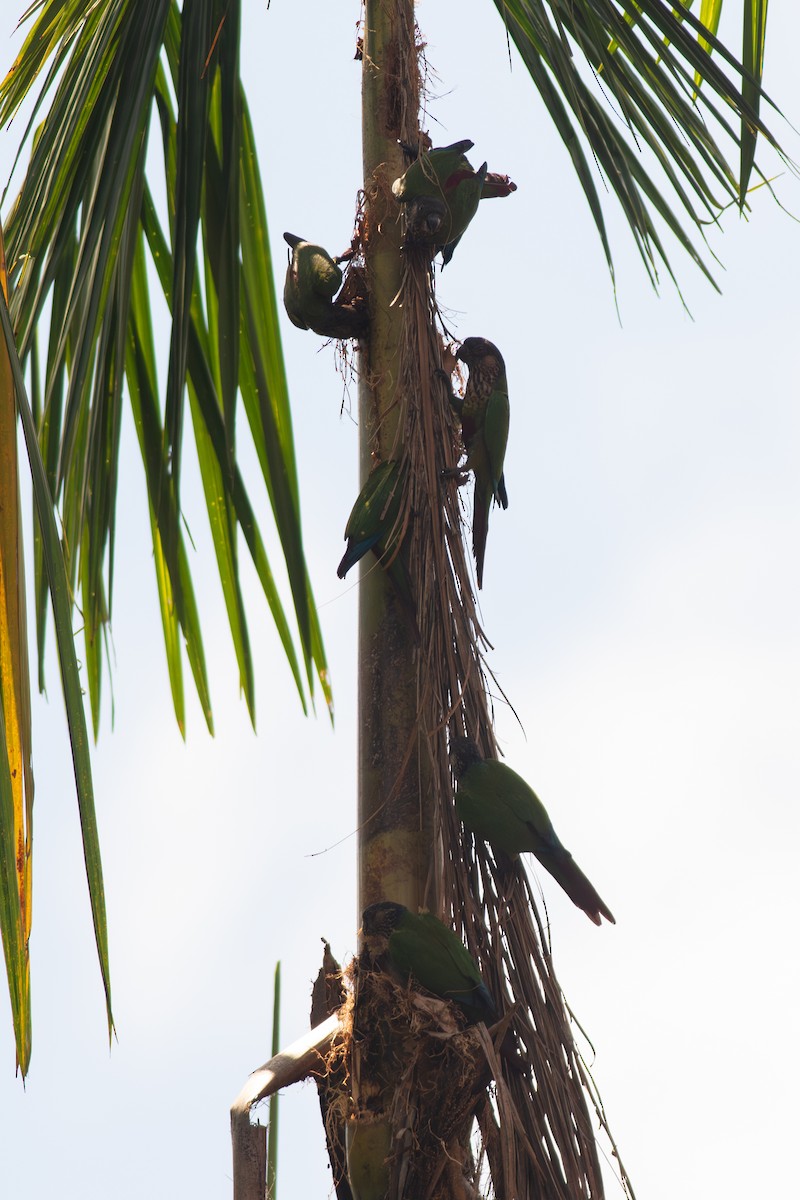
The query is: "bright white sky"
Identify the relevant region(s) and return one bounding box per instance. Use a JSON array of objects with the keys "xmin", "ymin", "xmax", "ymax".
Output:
[{"xmin": 1, "ymin": 3, "xmax": 799, "ymax": 1198}]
